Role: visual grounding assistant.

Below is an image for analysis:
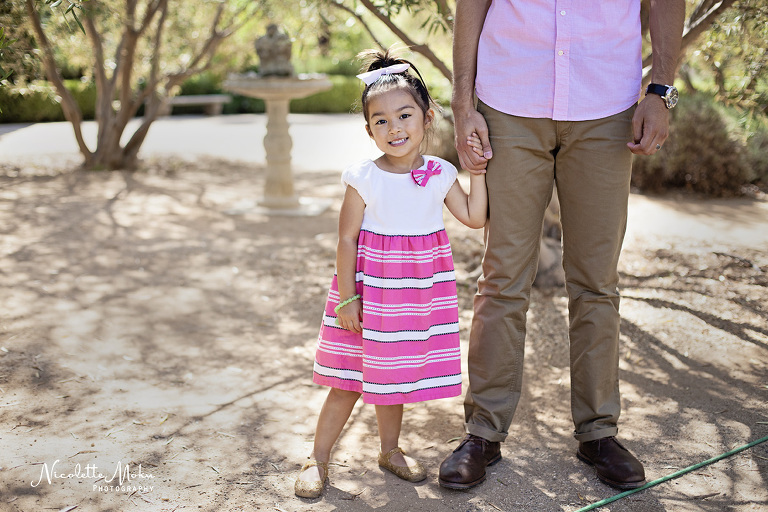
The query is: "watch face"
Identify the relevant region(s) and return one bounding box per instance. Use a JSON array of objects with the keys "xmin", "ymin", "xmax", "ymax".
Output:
[{"xmin": 665, "ymin": 86, "xmax": 679, "ymax": 109}]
